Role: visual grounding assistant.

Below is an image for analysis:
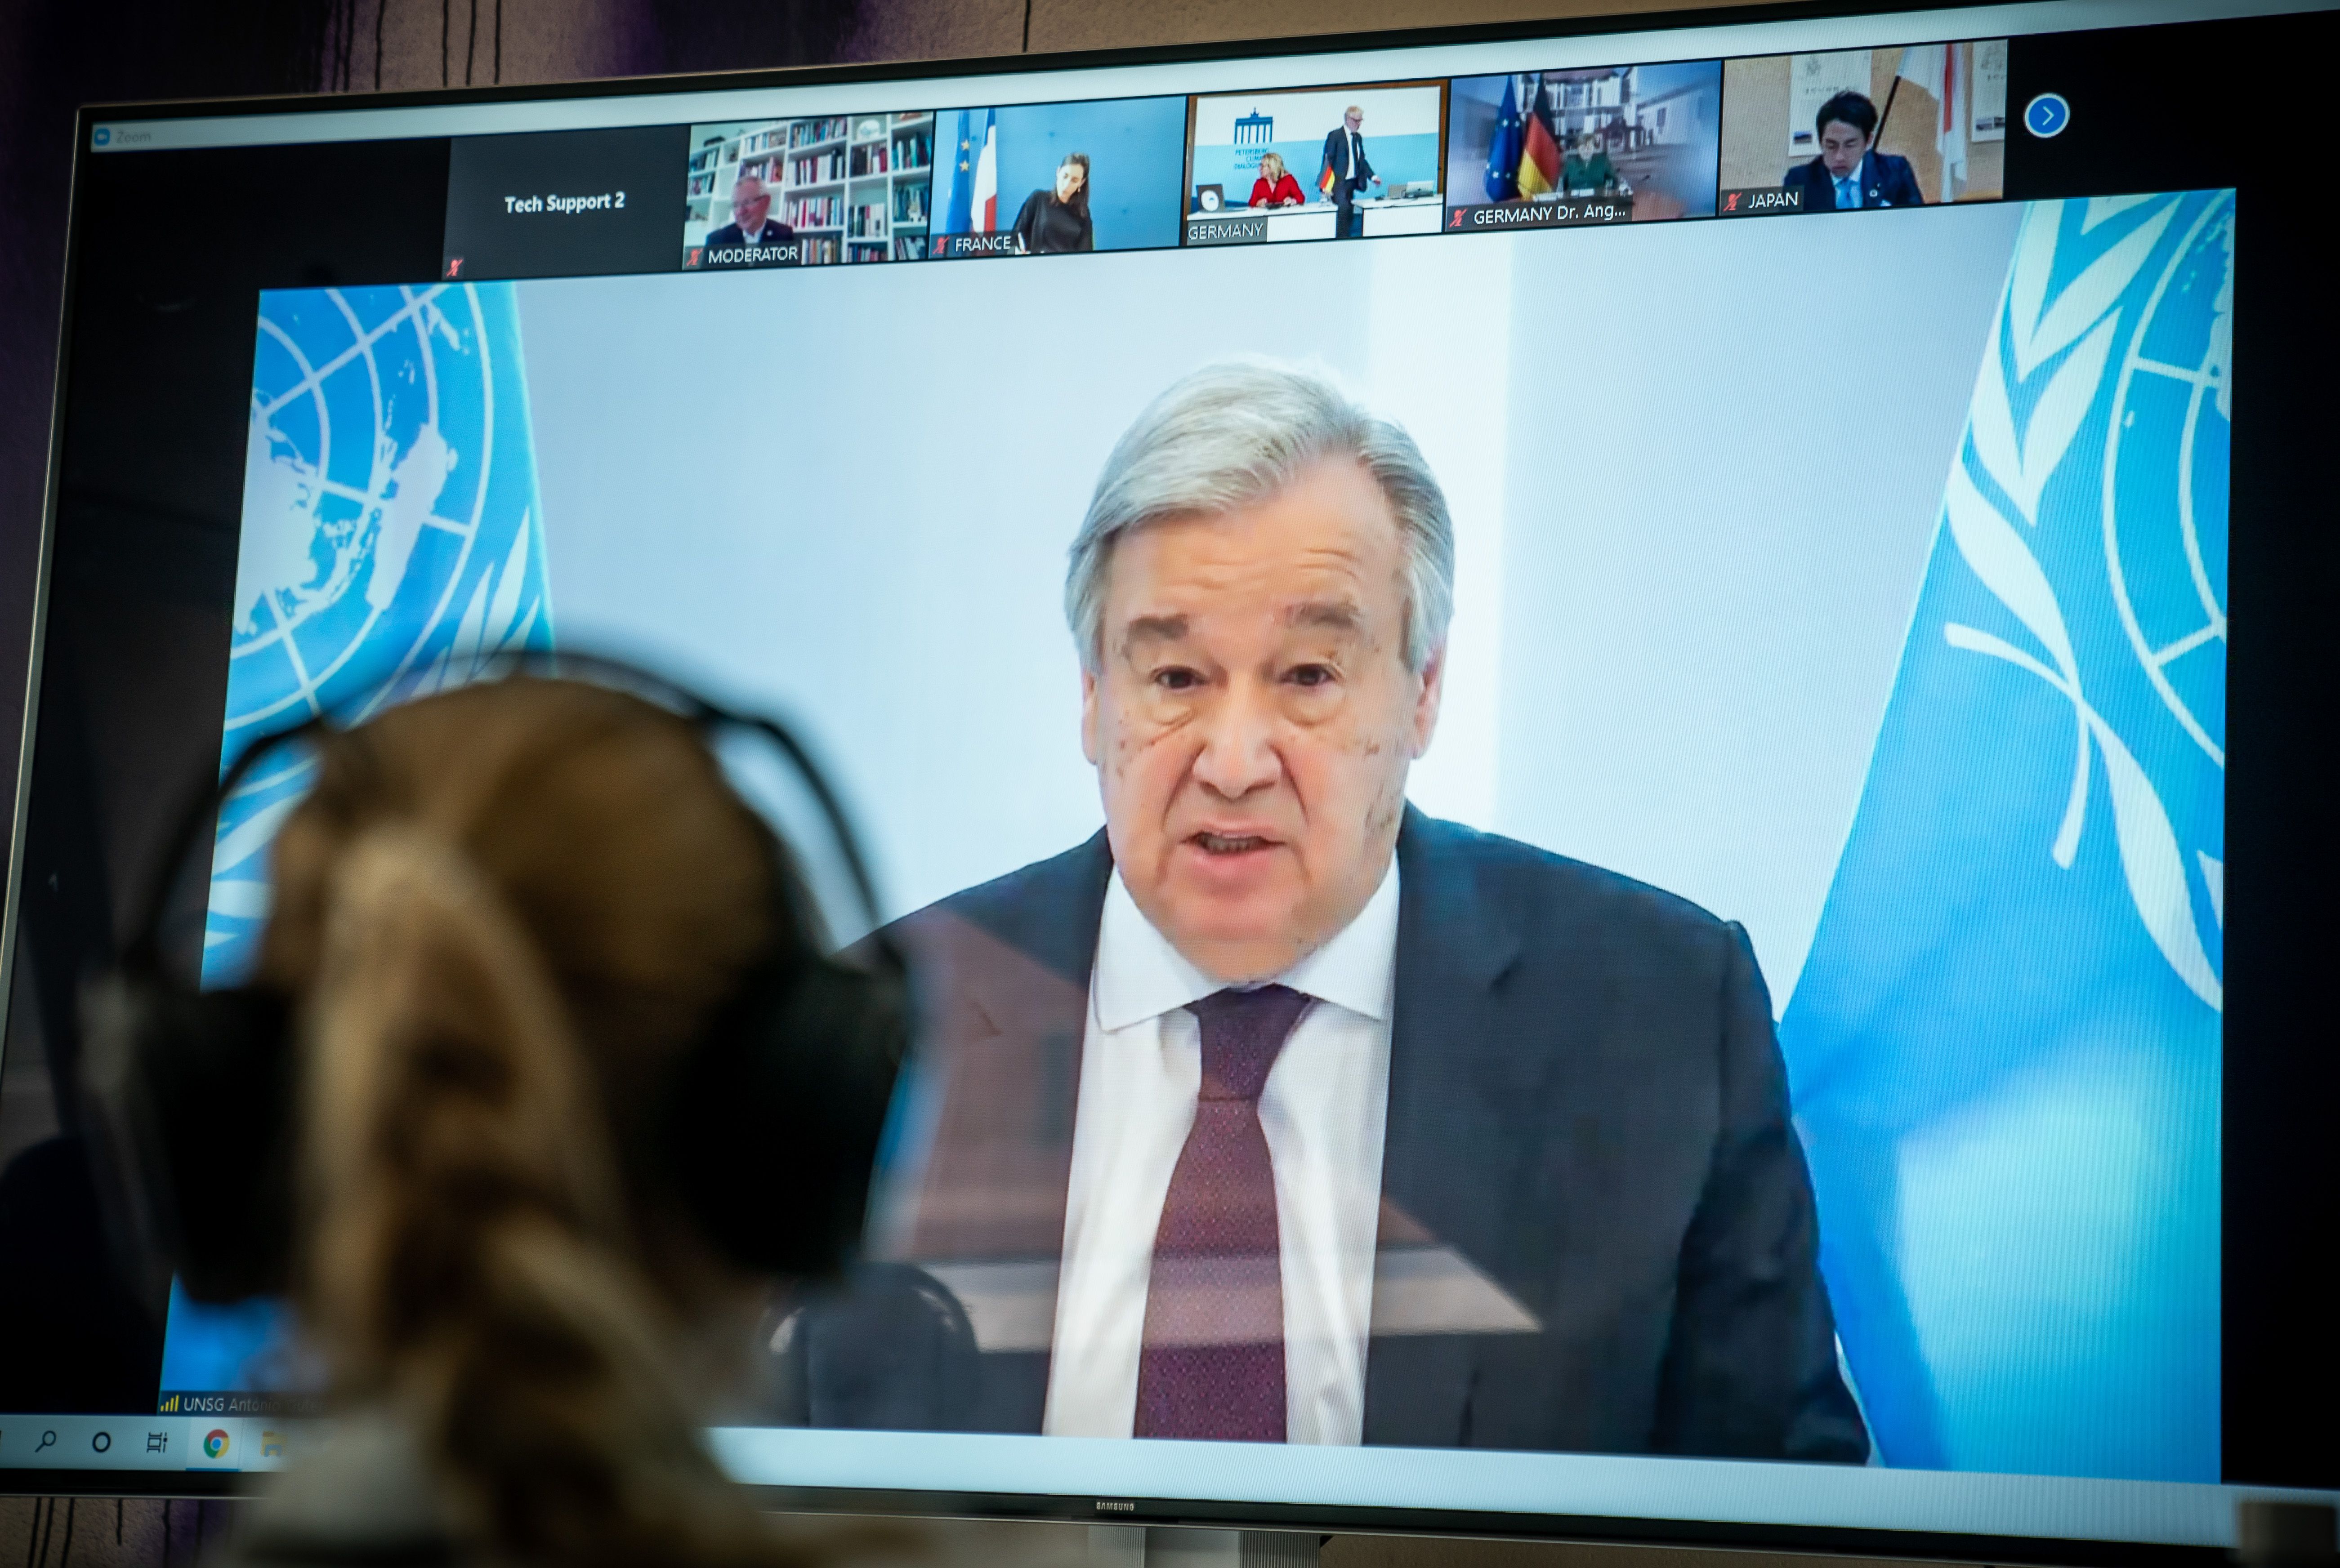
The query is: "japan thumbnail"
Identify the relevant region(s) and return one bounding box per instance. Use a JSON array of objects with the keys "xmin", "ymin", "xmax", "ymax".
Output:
[{"xmin": 1719, "ymin": 41, "xmax": 2008, "ymax": 213}]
